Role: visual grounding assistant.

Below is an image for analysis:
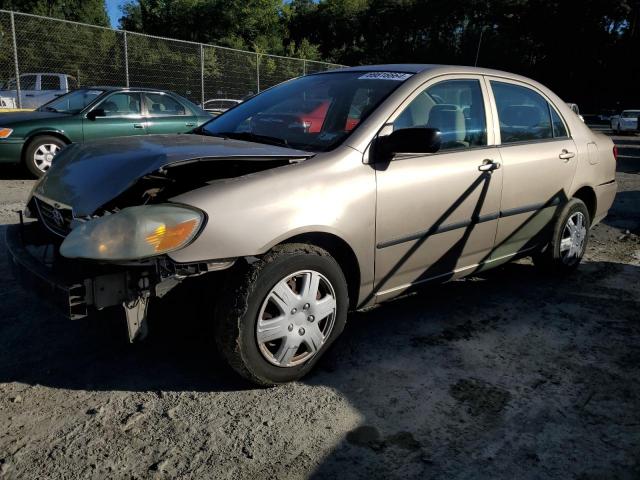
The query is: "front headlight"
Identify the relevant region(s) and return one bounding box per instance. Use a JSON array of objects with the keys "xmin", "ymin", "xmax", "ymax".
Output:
[
  {"xmin": 60, "ymin": 204, "xmax": 205, "ymax": 261},
  {"xmin": 0, "ymin": 128, "xmax": 13, "ymax": 138}
]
